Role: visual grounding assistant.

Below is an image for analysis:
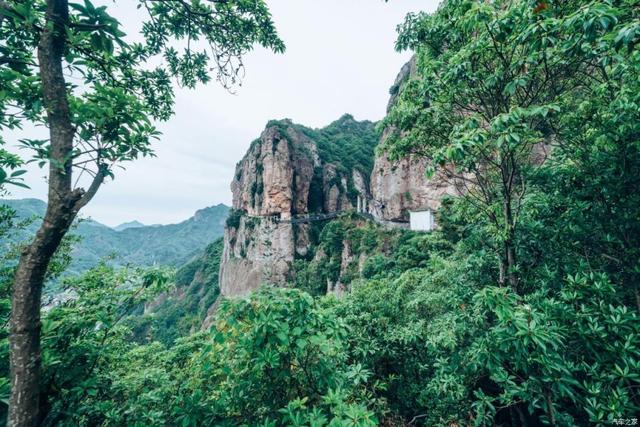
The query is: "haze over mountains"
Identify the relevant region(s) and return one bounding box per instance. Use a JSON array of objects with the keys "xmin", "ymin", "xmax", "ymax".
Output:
[
  {"xmin": 1, "ymin": 198, "xmax": 229, "ymax": 274},
  {"xmin": 113, "ymin": 220, "xmax": 147, "ymax": 231}
]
